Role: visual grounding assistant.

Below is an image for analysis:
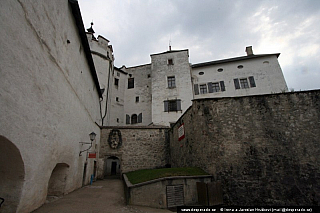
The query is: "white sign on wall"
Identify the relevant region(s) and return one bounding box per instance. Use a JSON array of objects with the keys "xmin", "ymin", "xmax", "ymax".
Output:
[{"xmin": 178, "ymin": 123, "xmax": 185, "ymax": 141}]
